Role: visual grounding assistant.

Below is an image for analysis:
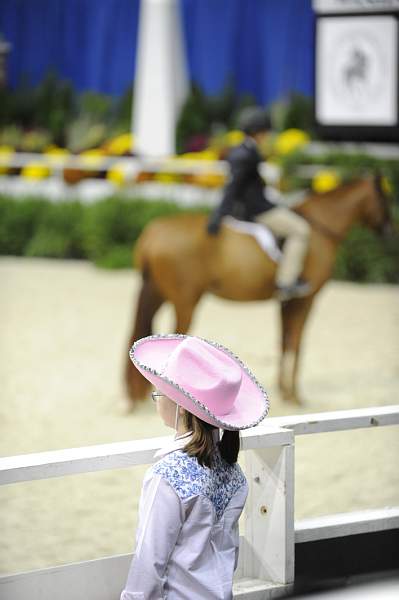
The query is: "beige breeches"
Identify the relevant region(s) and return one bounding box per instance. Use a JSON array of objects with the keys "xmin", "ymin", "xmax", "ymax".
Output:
[{"xmin": 255, "ymin": 207, "xmax": 311, "ymax": 287}]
